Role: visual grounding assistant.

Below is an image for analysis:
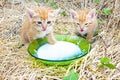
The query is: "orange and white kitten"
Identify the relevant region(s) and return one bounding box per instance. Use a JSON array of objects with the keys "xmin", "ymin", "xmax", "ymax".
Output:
[
  {"xmin": 20, "ymin": 7, "xmax": 60, "ymax": 45},
  {"xmin": 70, "ymin": 8, "xmax": 98, "ymax": 41}
]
